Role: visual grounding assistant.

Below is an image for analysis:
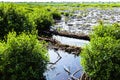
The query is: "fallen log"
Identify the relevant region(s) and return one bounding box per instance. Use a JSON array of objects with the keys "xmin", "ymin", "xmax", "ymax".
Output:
[
  {"xmin": 38, "ymin": 36, "xmax": 82, "ymax": 55},
  {"xmin": 53, "ymin": 43, "xmax": 82, "ymax": 55},
  {"xmin": 50, "ymin": 30, "xmax": 90, "ymax": 41},
  {"xmin": 38, "ymin": 36, "xmax": 59, "ymax": 44}
]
